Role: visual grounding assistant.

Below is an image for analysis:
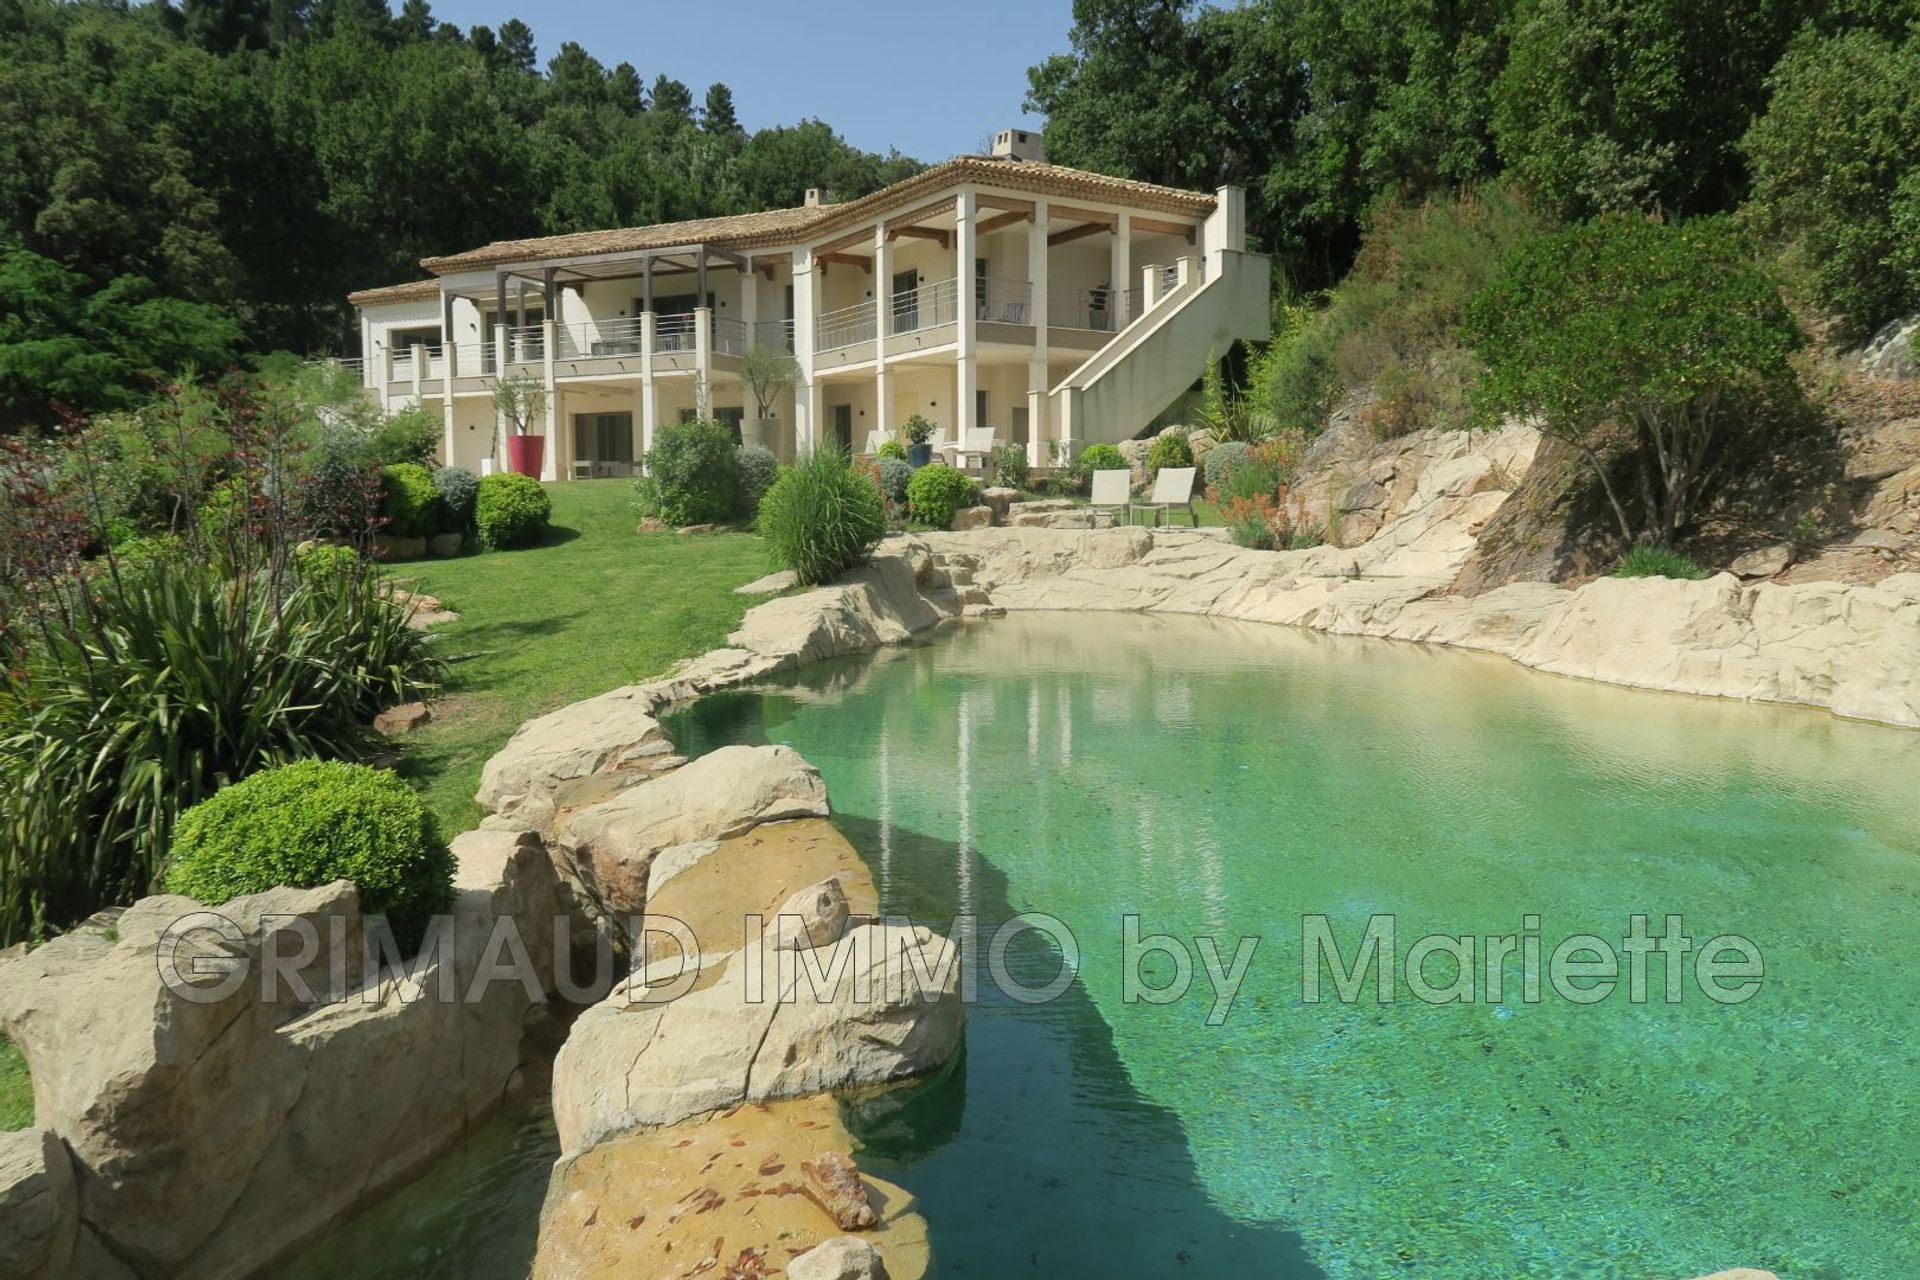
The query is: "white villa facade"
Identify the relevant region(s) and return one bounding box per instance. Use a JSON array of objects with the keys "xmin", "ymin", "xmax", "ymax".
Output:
[{"xmin": 343, "ymin": 130, "xmax": 1270, "ymax": 479}]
